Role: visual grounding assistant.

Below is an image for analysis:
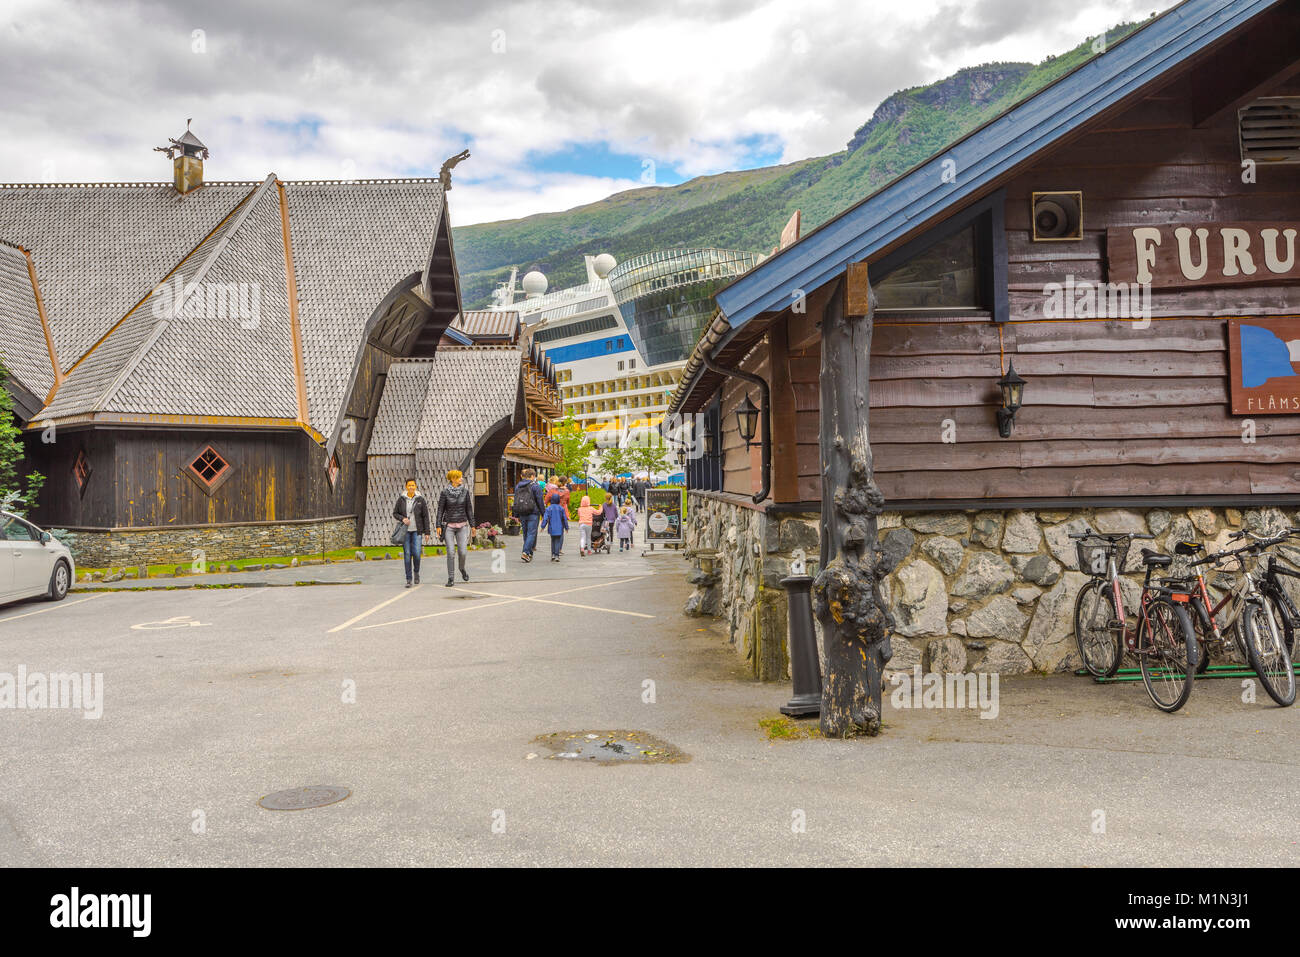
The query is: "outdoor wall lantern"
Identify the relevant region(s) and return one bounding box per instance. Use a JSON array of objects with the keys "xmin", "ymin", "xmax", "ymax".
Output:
[
  {"xmin": 996, "ymin": 361, "xmax": 1026, "ymax": 438},
  {"xmin": 735, "ymin": 394, "xmax": 760, "ymax": 450},
  {"xmin": 702, "ymin": 422, "xmax": 717, "ymax": 458}
]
